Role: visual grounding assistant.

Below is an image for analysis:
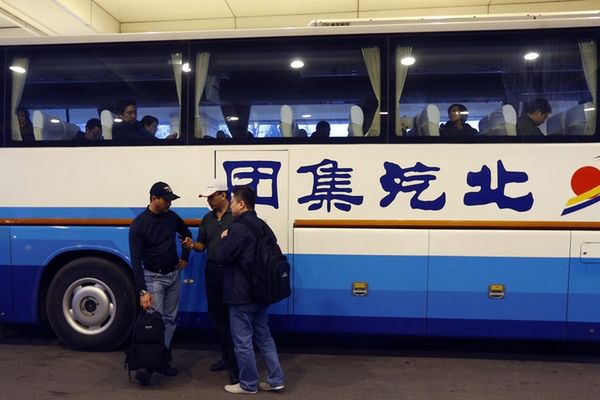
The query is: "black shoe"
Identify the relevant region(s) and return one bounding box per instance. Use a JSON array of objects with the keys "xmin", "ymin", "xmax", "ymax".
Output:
[
  {"xmin": 210, "ymin": 359, "xmax": 229, "ymax": 372},
  {"xmin": 165, "ymin": 364, "xmax": 178, "ymax": 377},
  {"xmin": 135, "ymin": 368, "xmax": 151, "ymax": 386},
  {"xmin": 229, "ymin": 371, "xmax": 239, "ymax": 385}
]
